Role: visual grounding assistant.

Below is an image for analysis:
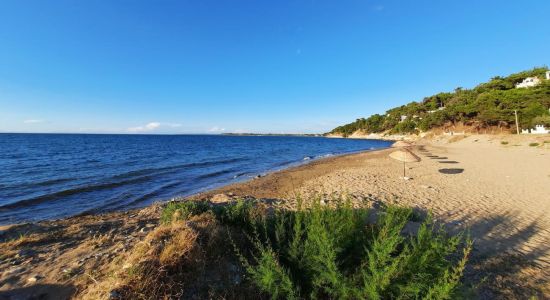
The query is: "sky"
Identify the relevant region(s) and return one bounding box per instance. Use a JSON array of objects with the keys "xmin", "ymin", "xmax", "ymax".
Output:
[{"xmin": 0, "ymin": 1, "xmax": 549, "ymax": 134}]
